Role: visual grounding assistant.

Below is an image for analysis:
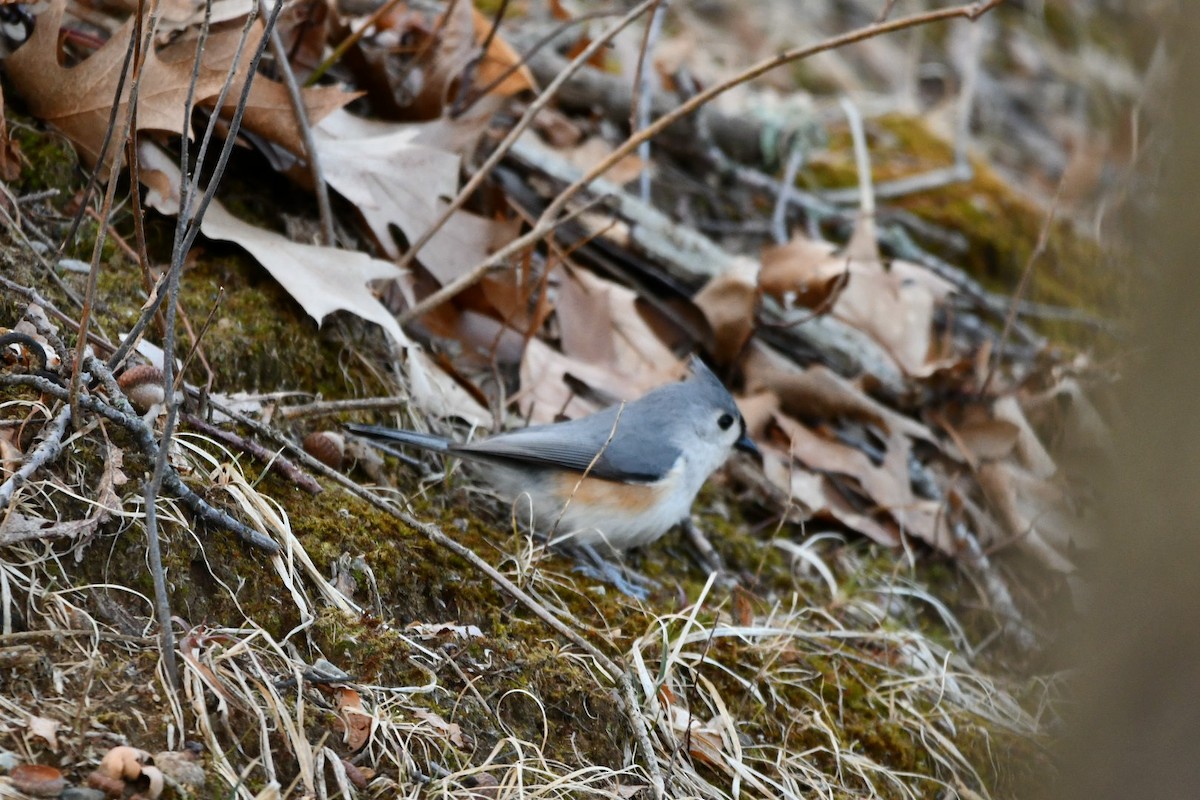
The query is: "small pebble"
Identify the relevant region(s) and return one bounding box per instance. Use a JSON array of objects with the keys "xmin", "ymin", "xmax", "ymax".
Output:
[{"xmin": 62, "ymin": 788, "xmax": 108, "ymax": 800}]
